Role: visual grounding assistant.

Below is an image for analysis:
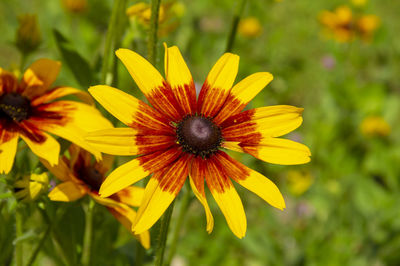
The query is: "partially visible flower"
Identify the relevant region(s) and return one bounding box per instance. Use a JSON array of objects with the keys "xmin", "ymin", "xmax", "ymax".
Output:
[
  {"xmin": 126, "ymin": 1, "xmax": 184, "ymax": 36},
  {"xmin": 351, "ymin": 0, "xmax": 367, "ymax": 7},
  {"xmin": 86, "ymin": 43, "xmax": 311, "ymax": 238},
  {"xmin": 61, "ymin": 0, "xmax": 88, "ymax": 14},
  {"xmin": 319, "ymin": 6, "xmax": 354, "ymax": 42},
  {"xmin": 13, "ymin": 173, "xmax": 49, "ymax": 202},
  {"xmin": 286, "ymin": 170, "xmax": 314, "ymax": 196},
  {"xmin": 319, "ymin": 5, "xmax": 379, "ymax": 42},
  {"xmin": 360, "ymin": 116, "xmax": 390, "ymax": 137},
  {"xmin": 15, "ymin": 14, "xmax": 41, "ymax": 55},
  {"xmin": 321, "ymin": 55, "xmax": 336, "ymax": 70},
  {"xmin": 0, "ymin": 59, "xmax": 112, "ymax": 174},
  {"xmin": 43, "ymin": 145, "xmax": 150, "ymax": 249},
  {"xmin": 238, "ymin": 17, "xmax": 263, "ymax": 38},
  {"xmin": 357, "ymin": 15, "xmax": 380, "ymax": 41}
]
